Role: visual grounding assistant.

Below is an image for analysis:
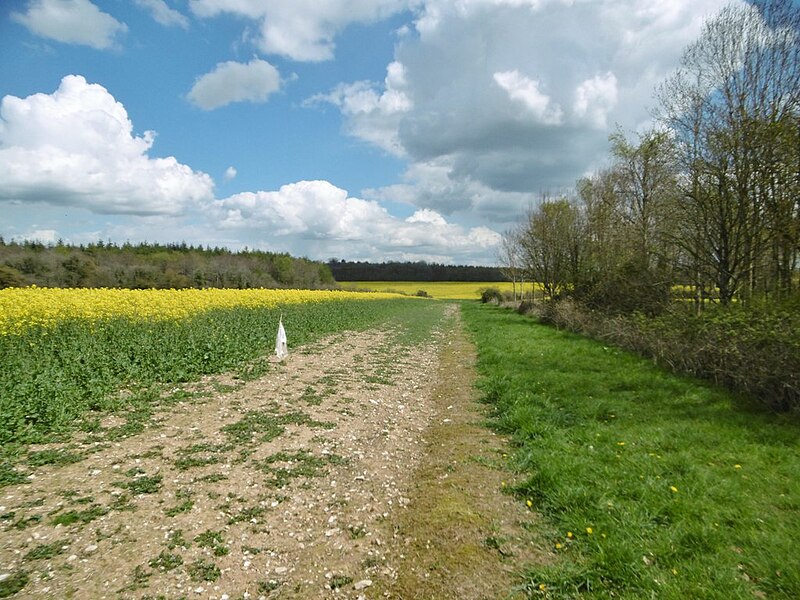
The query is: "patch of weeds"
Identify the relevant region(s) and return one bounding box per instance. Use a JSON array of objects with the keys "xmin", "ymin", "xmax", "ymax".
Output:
[
  {"xmin": 23, "ymin": 540, "xmax": 69, "ymax": 561},
  {"xmin": 166, "ymin": 529, "xmax": 190, "ymax": 550},
  {"xmin": 164, "ymin": 499, "xmax": 194, "ymax": 517},
  {"xmin": 362, "ymin": 556, "xmax": 380, "ymax": 569},
  {"xmin": 0, "ymin": 511, "xmax": 14, "ymax": 522},
  {"xmin": 119, "ymin": 565, "xmax": 152, "ymax": 592},
  {"xmin": 27, "ymin": 448, "xmax": 85, "ymax": 468},
  {"xmin": 194, "ymin": 529, "xmax": 228, "ymax": 556},
  {"xmin": 222, "ymin": 409, "xmax": 335, "ymax": 447},
  {"xmin": 258, "ymin": 580, "xmax": 281, "ymax": 593},
  {"xmin": 300, "ymin": 385, "xmax": 325, "ymax": 406},
  {"xmin": 329, "ymin": 575, "xmax": 353, "ymax": 590},
  {"xmin": 0, "ymin": 462, "xmax": 29, "ymax": 488},
  {"xmin": 0, "ymin": 570, "xmax": 29, "ymax": 598},
  {"xmin": 254, "ymin": 450, "xmax": 345, "ymax": 489},
  {"xmin": 195, "ymin": 473, "xmax": 227, "ymax": 483},
  {"xmin": 173, "ymin": 443, "xmax": 230, "ymax": 471},
  {"xmin": 226, "ymin": 504, "xmax": 267, "ymax": 525},
  {"xmin": 221, "ymin": 410, "xmax": 287, "ymax": 445},
  {"xmin": 51, "ymin": 505, "xmax": 108, "ymax": 526},
  {"xmin": 148, "ymin": 550, "xmax": 184, "ymax": 572},
  {"xmin": 132, "ymin": 446, "xmax": 165, "ymax": 460},
  {"xmin": 109, "ymin": 493, "xmax": 136, "ymax": 512},
  {"xmin": 187, "ymin": 558, "xmax": 220, "ymax": 582},
  {"xmin": 115, "ymin": 473, "xmax": 163, "ymax": 495},
  {"xmin": 12, "ymin": 514, "xmax": 42, "ymax": 530},
  {"xmin": 242, "ymin": 545, "xmax": 263, "ymax": 555},
  {"xmin": 348, "ymin": 525, "xmax": 367, "ymax": 539},
  {"xmin": 483, "ymin": 535, "xmax": 512, "ymax": 557}
]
